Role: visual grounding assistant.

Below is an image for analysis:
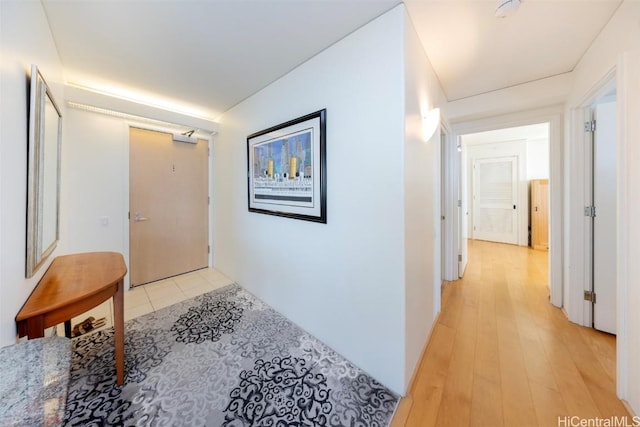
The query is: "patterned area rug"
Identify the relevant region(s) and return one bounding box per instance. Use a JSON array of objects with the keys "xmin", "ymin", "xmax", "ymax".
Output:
[{"xmin": 64, "ymin": 284, "xmax": 399, "ymax": 426}]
